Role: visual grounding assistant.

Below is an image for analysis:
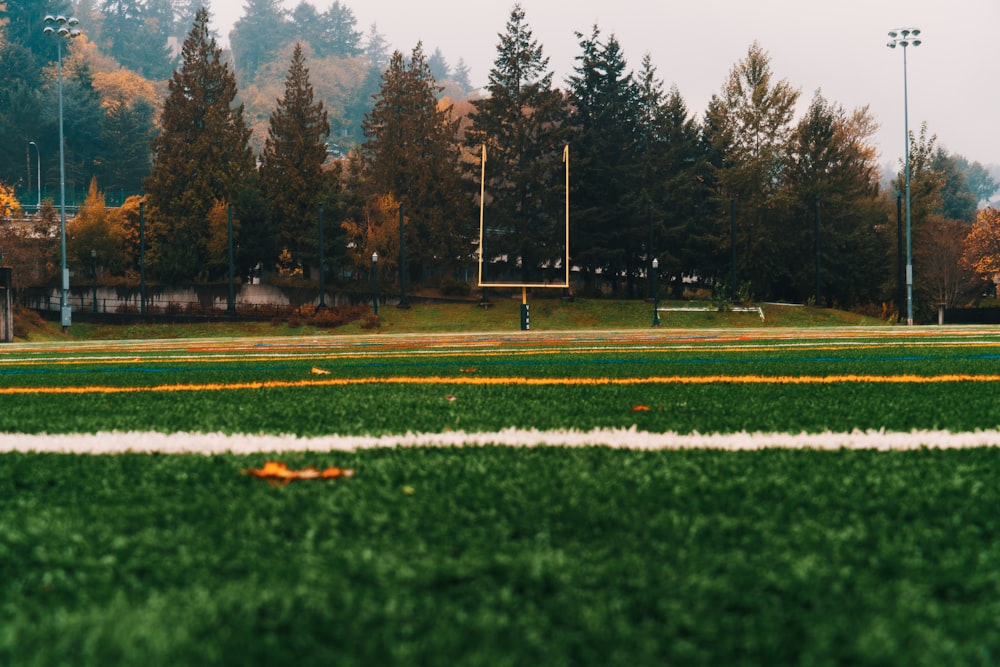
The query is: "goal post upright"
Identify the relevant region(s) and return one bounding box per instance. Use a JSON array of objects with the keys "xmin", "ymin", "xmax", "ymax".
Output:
[{"xmin": 478, "ymin": 143, "xmax": 571, "ymax": 330}]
